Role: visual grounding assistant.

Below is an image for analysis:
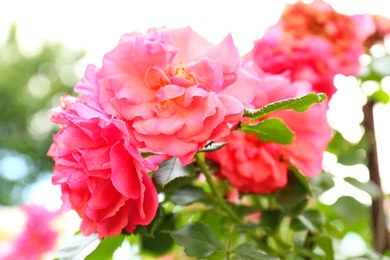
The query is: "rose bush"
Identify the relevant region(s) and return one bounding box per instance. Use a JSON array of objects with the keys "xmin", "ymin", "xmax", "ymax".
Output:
[{"xmin": 46, "ymin": 3, "xmax": 390, "ymax": 257}]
